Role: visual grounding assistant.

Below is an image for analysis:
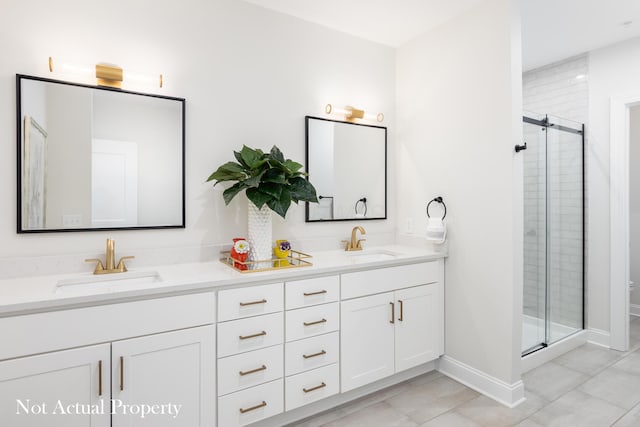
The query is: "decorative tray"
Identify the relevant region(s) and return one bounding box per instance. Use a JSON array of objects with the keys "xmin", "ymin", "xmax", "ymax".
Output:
[{"xmin": 219, "ymin": 249, "xmax": 313, "ymax": 273}]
